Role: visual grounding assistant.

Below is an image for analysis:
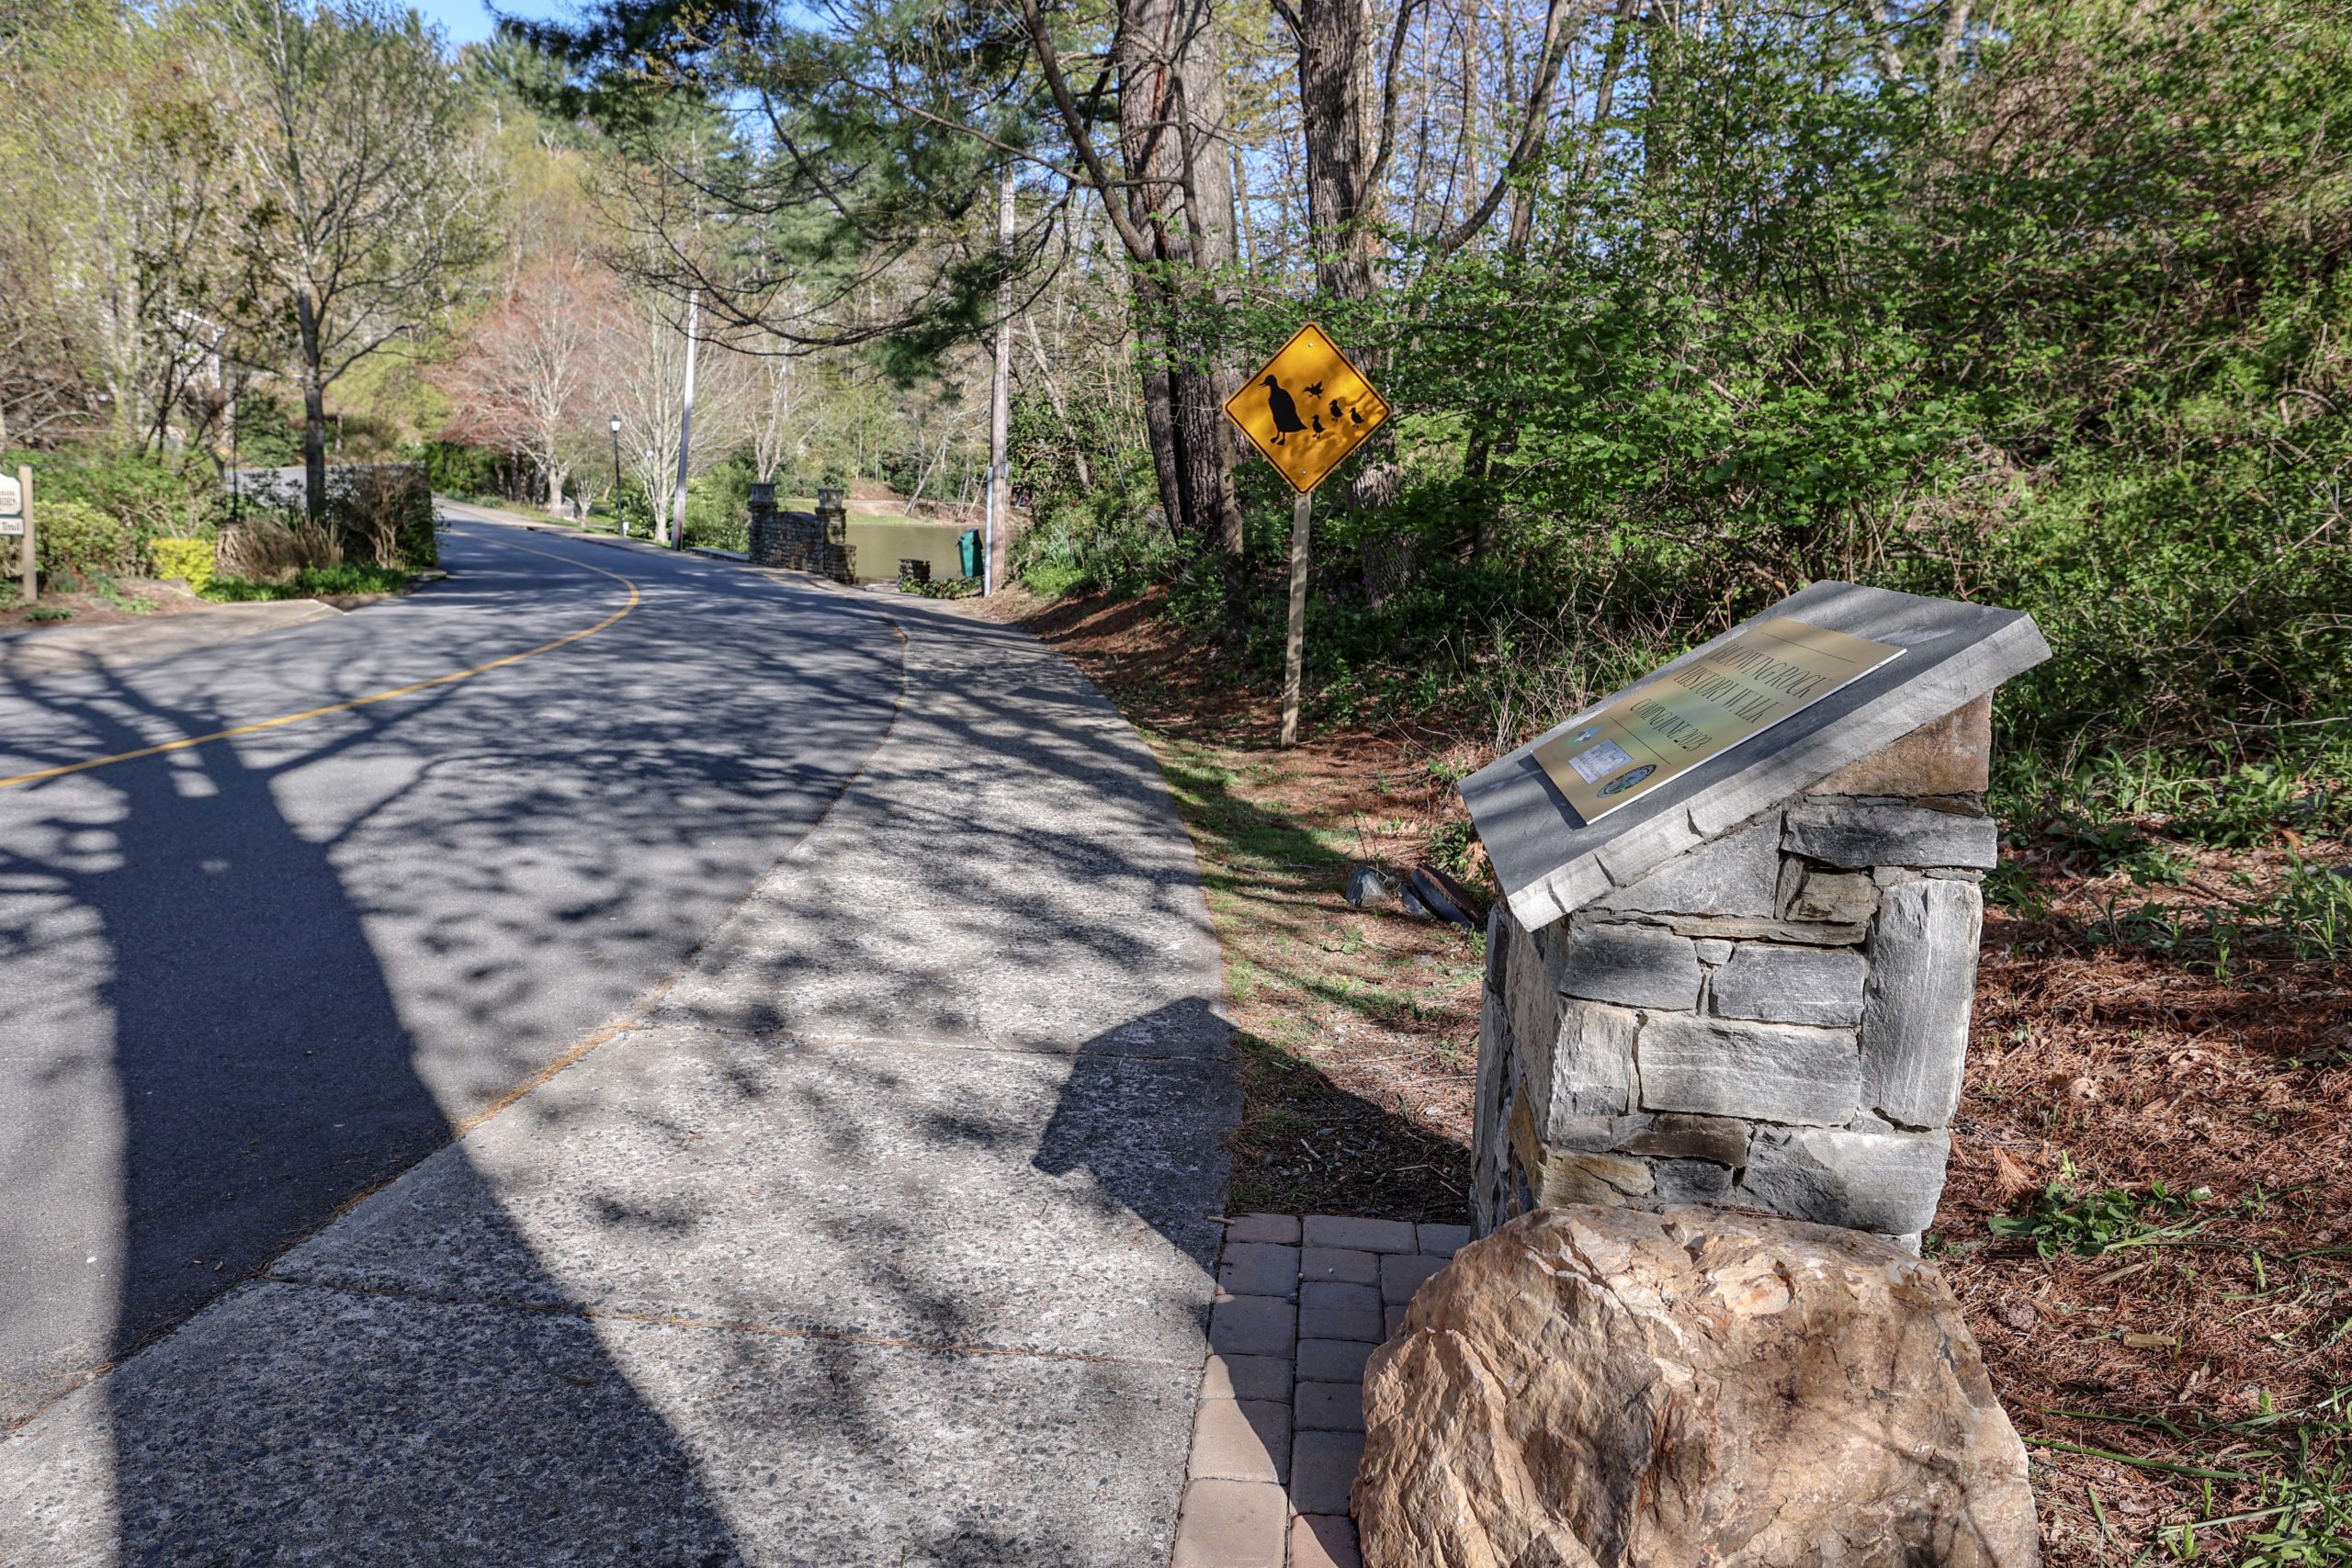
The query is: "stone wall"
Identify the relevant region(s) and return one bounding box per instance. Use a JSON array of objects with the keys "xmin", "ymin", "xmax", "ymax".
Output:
[{"xmin": 1471, "ymin": 697, "xmax": 1995, "ymax": 1249}]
